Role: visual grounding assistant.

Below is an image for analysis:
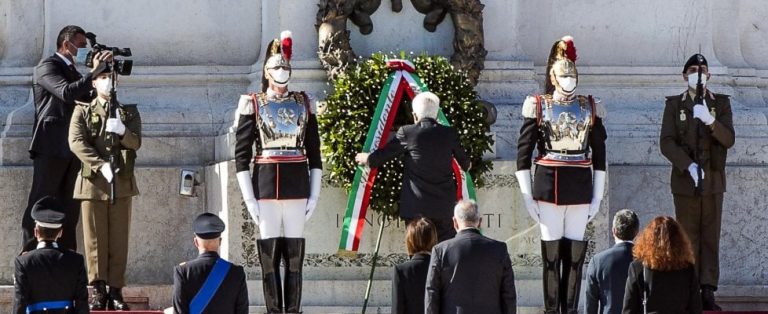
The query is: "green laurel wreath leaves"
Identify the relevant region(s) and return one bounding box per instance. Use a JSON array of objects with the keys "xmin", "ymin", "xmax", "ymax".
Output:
[{"xmin": 319, "ymin": 52, "xmax": 493, "ymax": 217}]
